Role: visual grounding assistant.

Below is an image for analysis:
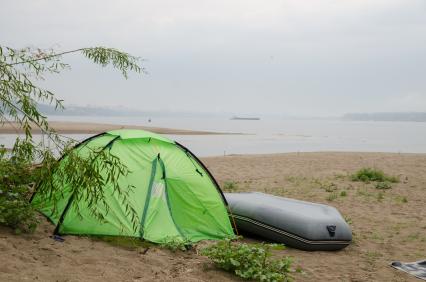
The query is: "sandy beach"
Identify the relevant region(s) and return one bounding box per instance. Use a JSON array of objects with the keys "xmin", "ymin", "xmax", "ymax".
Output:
[
  {"xmin": 0, "ymin": 121, "xmax": 234, "ymax": 135},
  {"xmin": 1, "ymin": 152, "xmax": 425, "ymax": 281}
]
